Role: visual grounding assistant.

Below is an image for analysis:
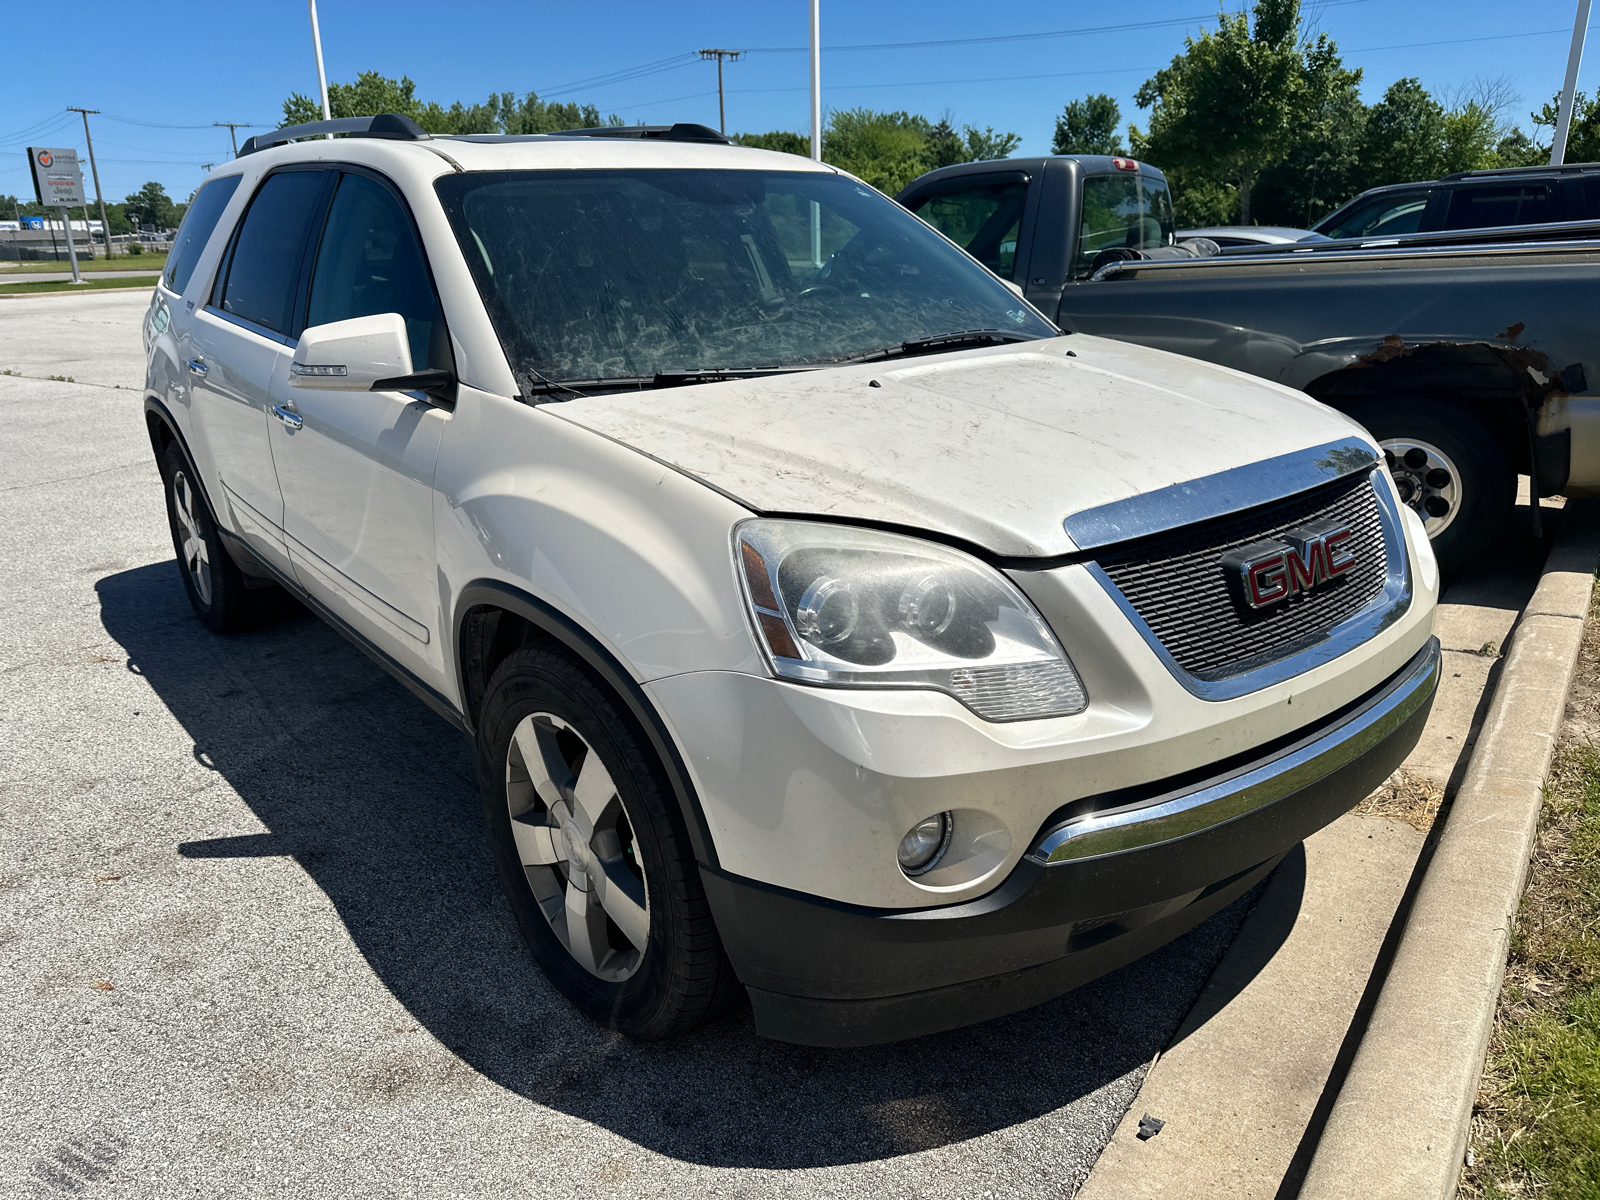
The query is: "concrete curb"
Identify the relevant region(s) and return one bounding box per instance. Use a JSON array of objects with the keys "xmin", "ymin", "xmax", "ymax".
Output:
[
  {"xmin": 0, "ymin": 285, "xmax": 156, "ymax": 299},
  {"xmin": 1298, "ymin": 500, "xmax": 1600, "ymax": 1200}
]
